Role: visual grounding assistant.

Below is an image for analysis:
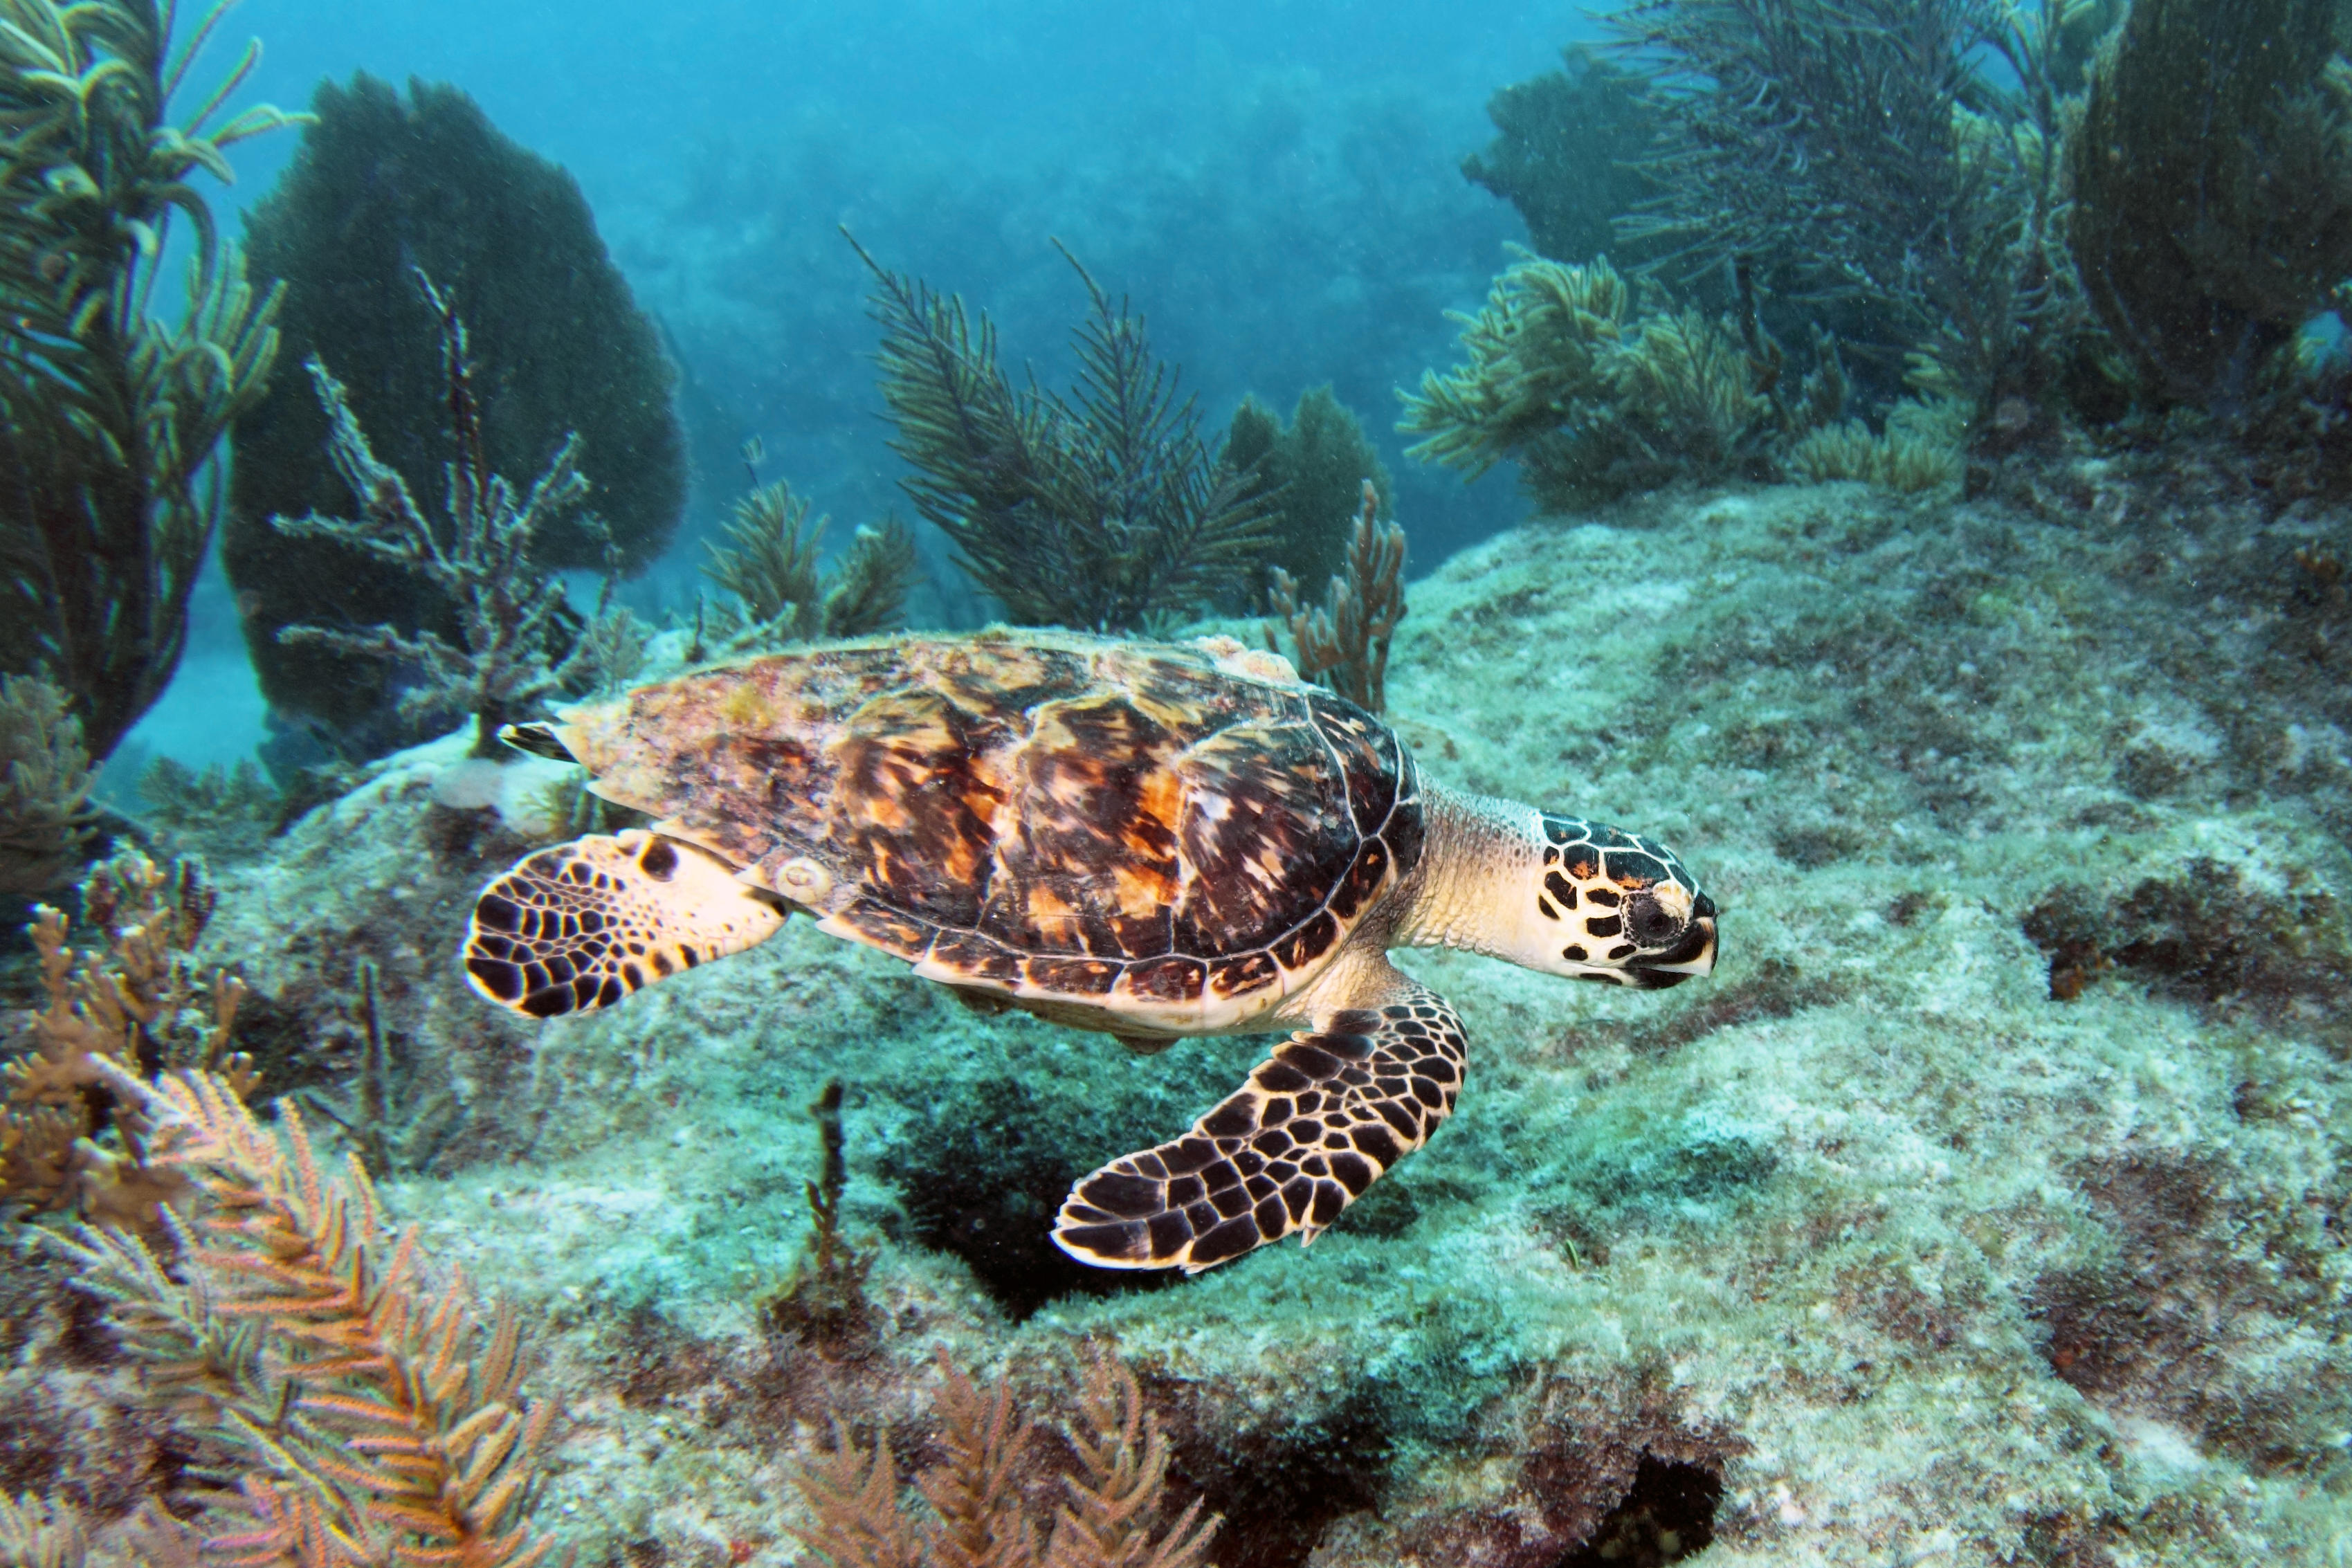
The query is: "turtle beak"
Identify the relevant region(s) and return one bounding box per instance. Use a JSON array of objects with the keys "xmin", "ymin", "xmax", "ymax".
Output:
[{"xmin": 1630, "ymin": 892, "xmax": 1718, "ymax": 988}]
